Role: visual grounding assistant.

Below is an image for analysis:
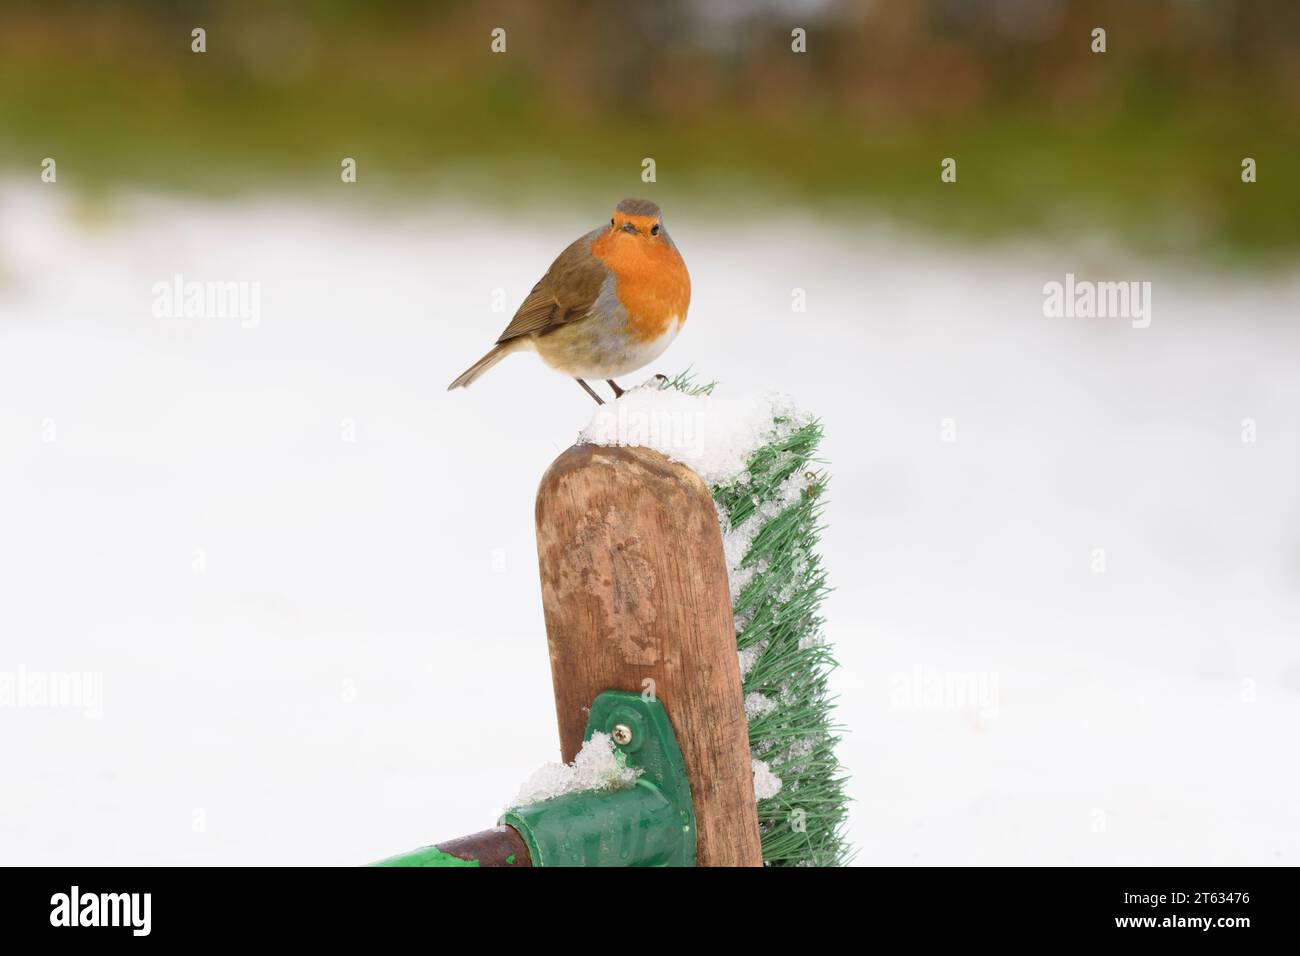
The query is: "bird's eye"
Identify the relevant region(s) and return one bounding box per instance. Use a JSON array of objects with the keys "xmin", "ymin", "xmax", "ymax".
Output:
[
  {"xmin": 651, "ymin": 224, "xmax": 661, "ymax": 236},
  {"xmin": 610, "ymin": 218, "xmax": 615, "ymax": 226}
]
